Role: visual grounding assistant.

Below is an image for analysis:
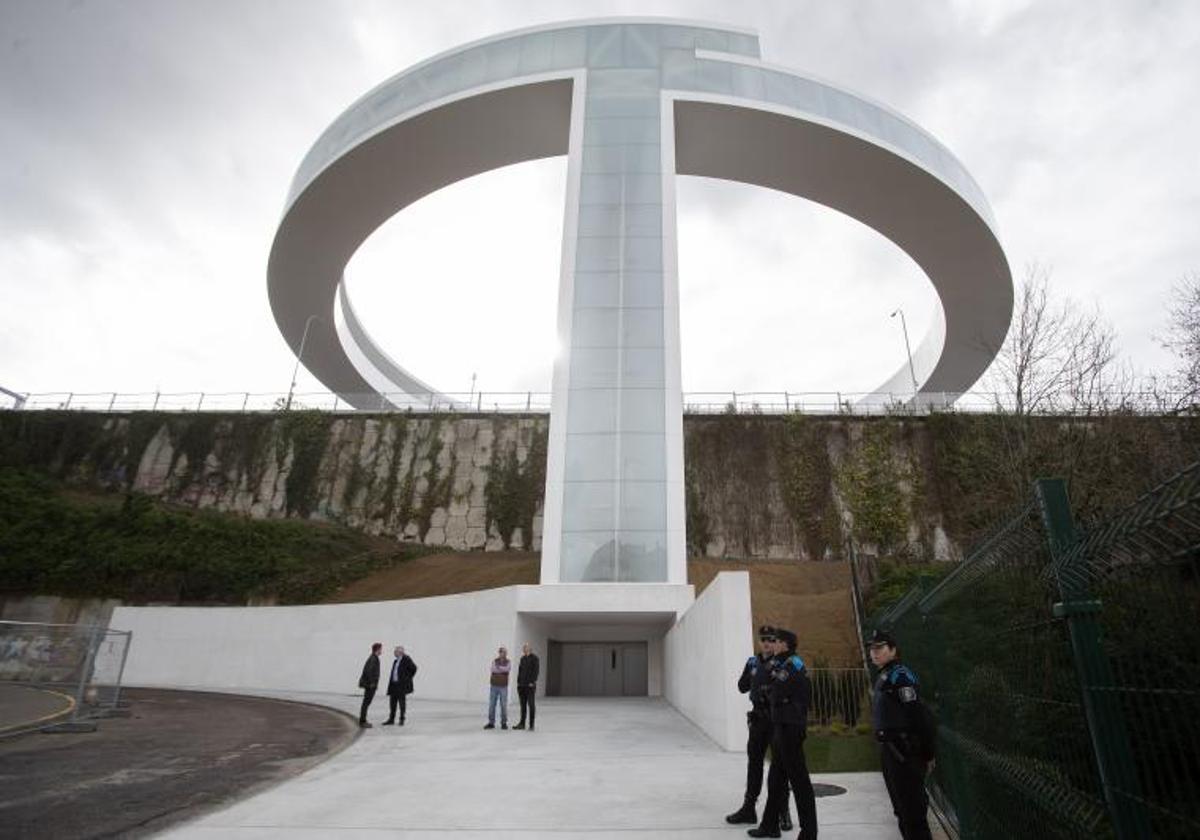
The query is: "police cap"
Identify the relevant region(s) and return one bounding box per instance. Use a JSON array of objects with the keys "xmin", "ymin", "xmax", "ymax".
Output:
[
  {"xmin": 866, "ymin": 628, "xmax": 897, "ymax": 648},
  {"xmin": 757, "ymin": 625, "xmax": 777, "ymax": 640},
  {"xmin": 774, "ymin": 628, "xmax": 797, "ymax": 650}
]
